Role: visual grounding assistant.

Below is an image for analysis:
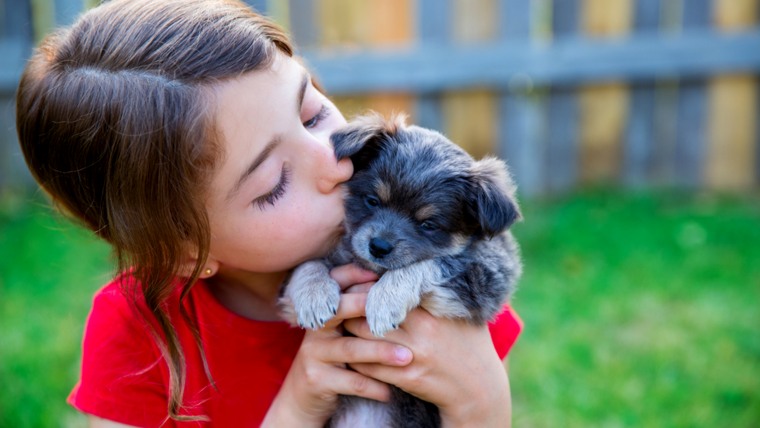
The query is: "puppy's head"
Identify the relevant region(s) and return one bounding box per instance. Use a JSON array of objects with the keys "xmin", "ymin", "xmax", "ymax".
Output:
[{"xmin": 331, "ymin": 113, "xmax": 521, "ymax": 272}]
